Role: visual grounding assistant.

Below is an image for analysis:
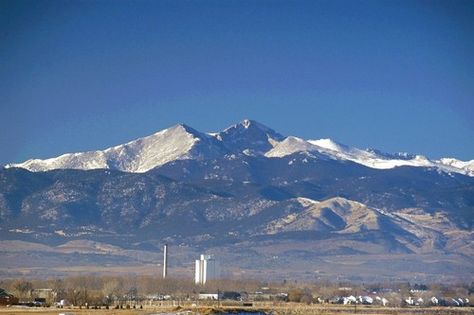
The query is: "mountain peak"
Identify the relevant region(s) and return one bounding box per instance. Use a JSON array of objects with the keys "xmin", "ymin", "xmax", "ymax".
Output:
[
  {"xmin": 230, "ymin": 120, "xmax": 284, "ymax": 140},
  {"xmin": 167, "ymin": 123, "xmax": 201, "ymax": 135},
  {"xmin": 6, "ymin": 123, "xmax": 215, "ymax": 173},
  {"xmin": 266, "ymin": 136, "xmax": 320, "ymax": 158},
  {"xmin": 218, "ymin": 119, "xmax": 285, "ymax": 155},
  {"xmin": 235, "ymin": 119, "xmax": 279, "ymax": 134},
  {"xmin": 239, "ymin": 119, "xmax": 270, "ymax": 130},
  {"xmin": 241, "ymin": 119, "xmax": 252, "ymax": 128}
]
